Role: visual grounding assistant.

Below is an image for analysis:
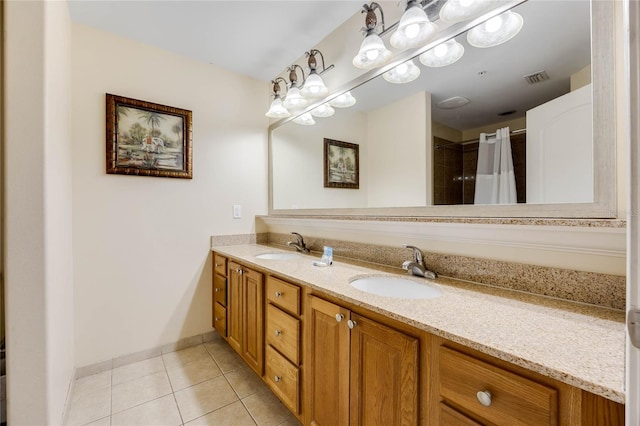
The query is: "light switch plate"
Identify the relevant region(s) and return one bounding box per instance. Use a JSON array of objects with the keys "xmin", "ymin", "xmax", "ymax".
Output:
[{"xmin": 233, "ymin": 204, "xmax": 241, "ymax": 219}]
